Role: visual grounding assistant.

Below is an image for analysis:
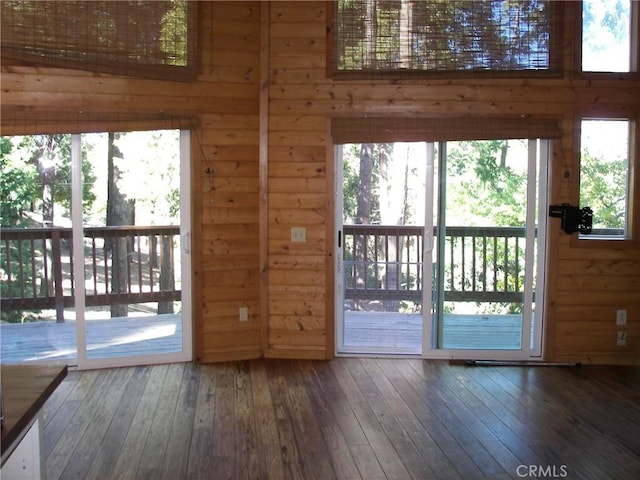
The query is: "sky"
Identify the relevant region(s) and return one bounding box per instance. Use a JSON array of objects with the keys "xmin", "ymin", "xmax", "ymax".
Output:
[{"xmin": 582, "ymin": 0, "xmax": 631, "ymax": 72}]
